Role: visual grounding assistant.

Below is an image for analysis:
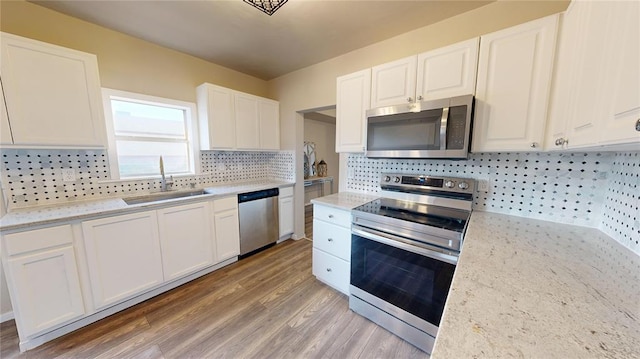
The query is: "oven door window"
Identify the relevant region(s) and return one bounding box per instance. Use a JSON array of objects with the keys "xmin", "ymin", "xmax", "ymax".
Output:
[
  {"xmin": 351, "ymin": 234, "xmax": 455, "ymax": 327},
  {"xmin": 367, "ymin": 108, "xmax": 442, "ymax": 151}
]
